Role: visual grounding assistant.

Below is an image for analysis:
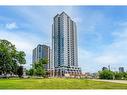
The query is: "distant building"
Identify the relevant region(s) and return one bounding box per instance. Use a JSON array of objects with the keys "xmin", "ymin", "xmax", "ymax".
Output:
[
  {"xmin": 32, "ymin": 44, "xmax": 50, "ymax": 70},
  {"xmin": 52, "ymin": 12, "xmax": 81, "ymax": 77},
  {"xmin": 102, "ymin": 67, "xmax": 108, "ymax": 71},
  {"xmin": 91, "ymin": 73, "xmax": 99, "ymax": 79},
  {"xmin": 119, "ymin": 67, "xmax": 124, "ymax": 72}
]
